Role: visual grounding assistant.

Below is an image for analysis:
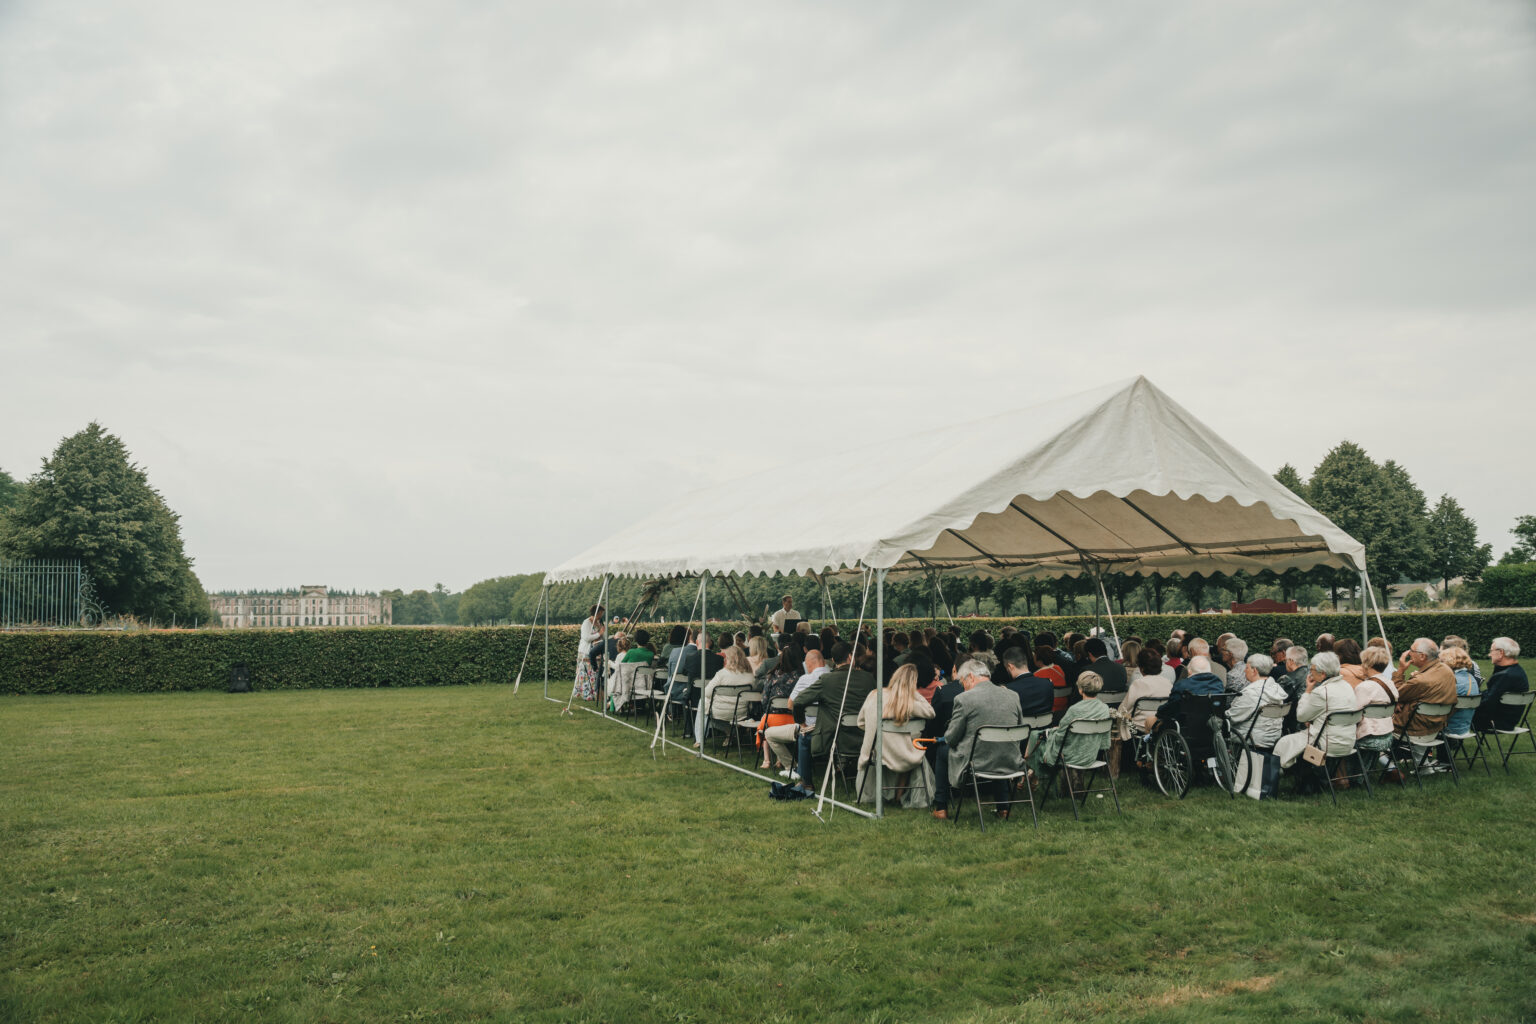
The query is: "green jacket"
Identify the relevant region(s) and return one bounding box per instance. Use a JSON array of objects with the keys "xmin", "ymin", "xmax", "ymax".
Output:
[{"xmin": 1041, "ymin": 696, "xmax": 1111, "ymax": 768}]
